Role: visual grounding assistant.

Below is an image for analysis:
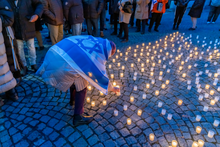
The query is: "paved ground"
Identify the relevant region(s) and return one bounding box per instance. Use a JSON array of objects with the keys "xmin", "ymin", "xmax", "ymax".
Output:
[{"xmin": 1, "ymin": 8, "xmax": 220, "ymax": 147}]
